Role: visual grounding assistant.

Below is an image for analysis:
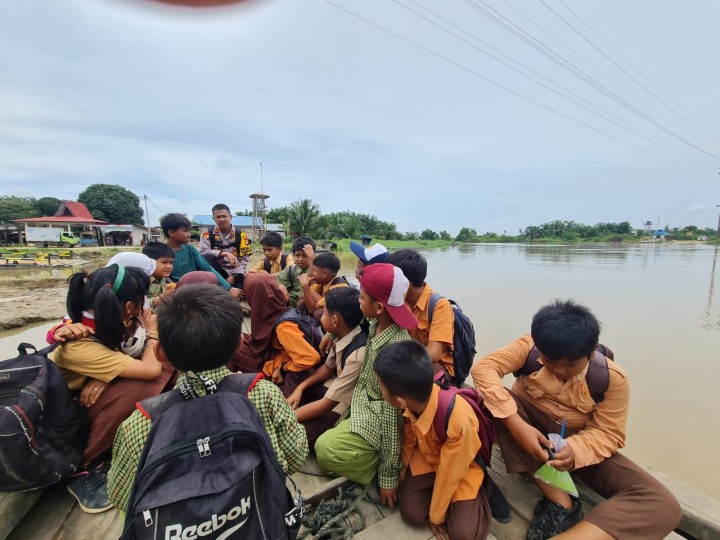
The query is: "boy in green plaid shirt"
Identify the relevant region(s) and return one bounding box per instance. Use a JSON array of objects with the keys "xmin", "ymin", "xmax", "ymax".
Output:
[
  {"xmin": 315, "ymin": 263, "xmax": 419, "ymax": 508},
  {"xmin": 107, "ymin": 283, "xmax": 308, "ymax": 513}
]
